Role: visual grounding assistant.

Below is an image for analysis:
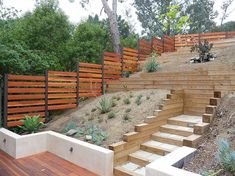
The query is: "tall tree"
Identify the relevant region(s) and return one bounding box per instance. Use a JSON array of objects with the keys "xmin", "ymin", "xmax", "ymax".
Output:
[
  {"xmin": 220, "ymin": 0, "xmax": 234, "ymax": 26},
  {"xmin": 185, "ymin": 0, "xmax": 218, "ymax": 34},
  {"xmin": 78, "ymin": 0, "xmax": 122, "ymax": 54},
  {"xmin": 134, "ymin": 0, "xmax": 183, "ymax": 37}
]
